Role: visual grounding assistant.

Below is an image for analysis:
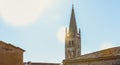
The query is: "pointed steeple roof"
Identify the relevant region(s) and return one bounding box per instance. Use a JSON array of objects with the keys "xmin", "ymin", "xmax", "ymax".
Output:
[{"xmin": 69, "ymin": 5, "xmax": 77, "ymax": 36}]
